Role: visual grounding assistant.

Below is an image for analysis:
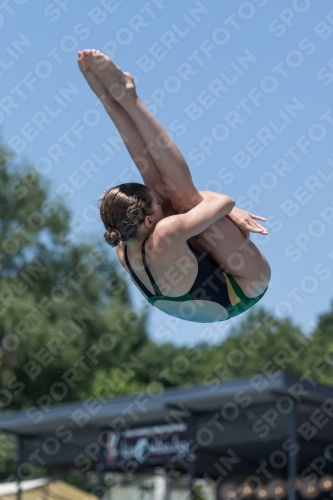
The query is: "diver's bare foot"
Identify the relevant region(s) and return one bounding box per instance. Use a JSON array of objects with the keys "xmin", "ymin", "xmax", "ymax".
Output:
[
  {"xmin": 82, "ymin": 49, "xmax": 136, "ymax": 102},
  {"xmin": 77, "ymin": 50, "xmax": 116, "ymax": 109}
]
